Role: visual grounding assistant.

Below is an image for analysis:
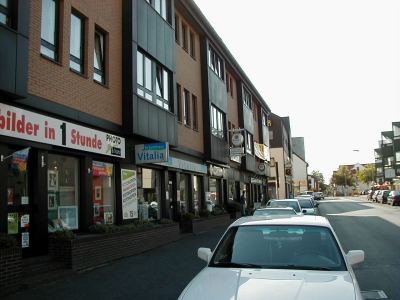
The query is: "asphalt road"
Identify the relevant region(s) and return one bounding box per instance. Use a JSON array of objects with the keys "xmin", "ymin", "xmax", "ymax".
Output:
[{"xmin": 4, "ymin": 195, "xmax": 399, "ymax": 300}]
